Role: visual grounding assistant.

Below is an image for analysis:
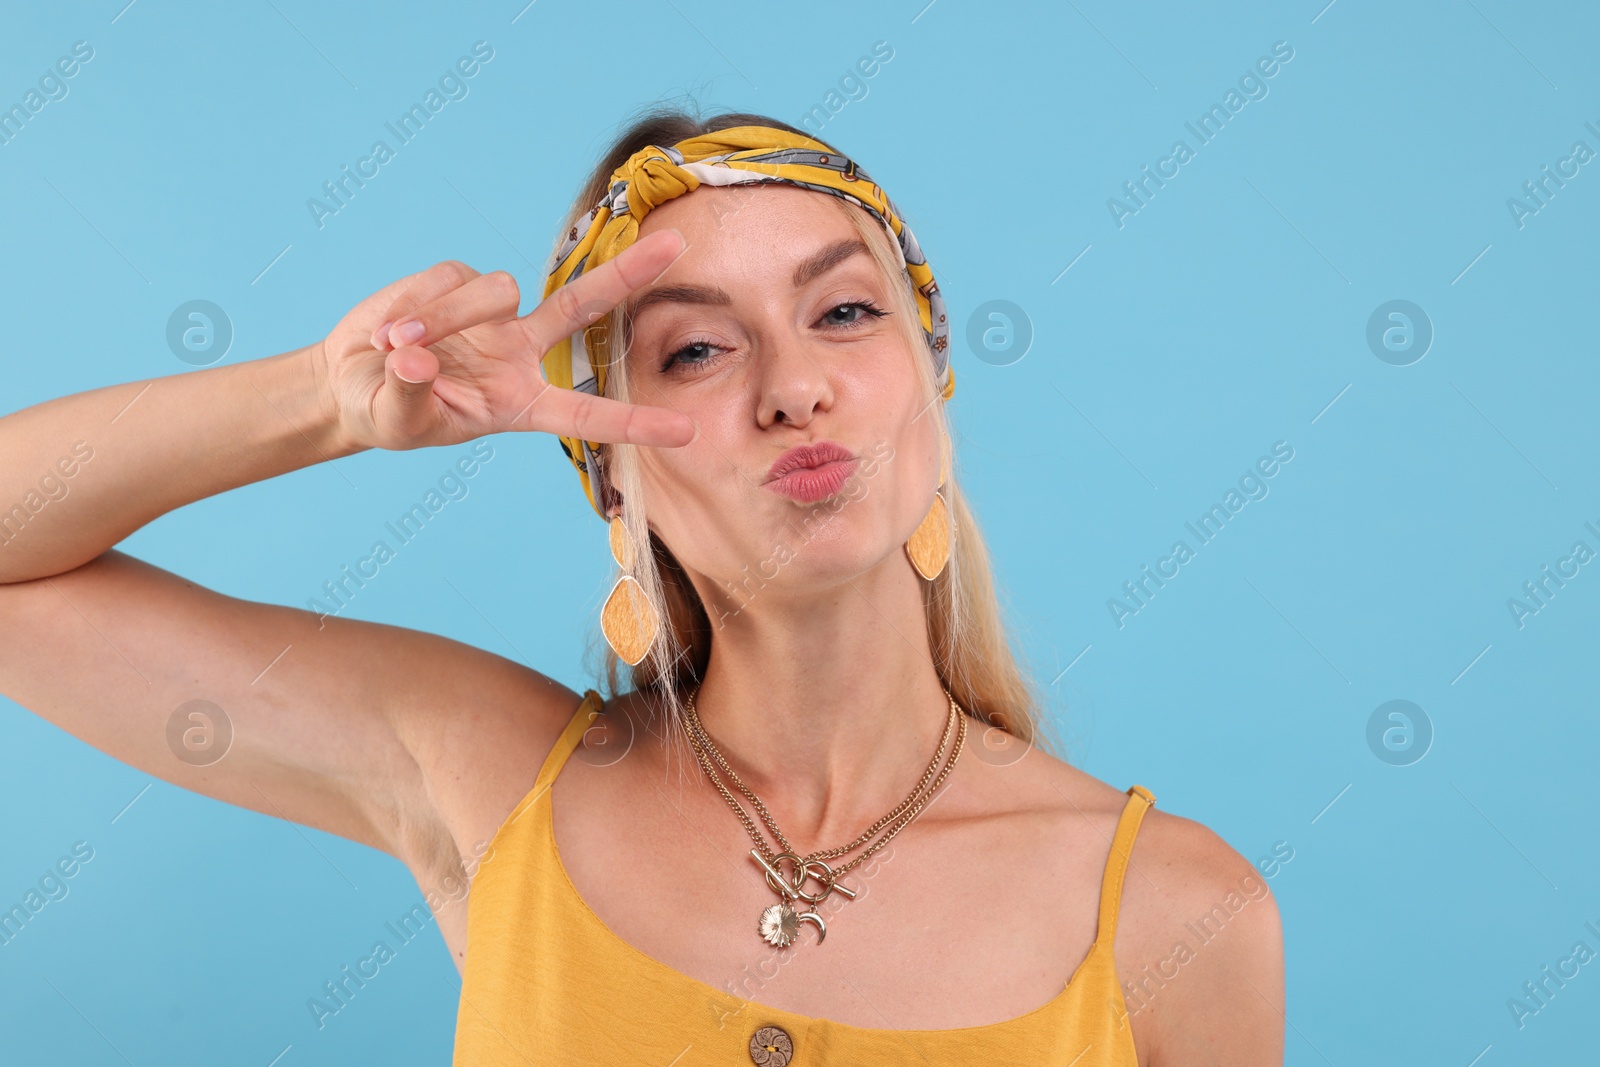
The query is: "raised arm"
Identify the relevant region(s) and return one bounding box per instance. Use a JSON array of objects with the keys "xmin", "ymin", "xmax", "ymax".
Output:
[
  {"xmin": 0, "ymin": 343, "xmax": 352, "ymax": 584},
  {"xmin": 0, "ymin": 232, "xmax": 692, "ymax": 871}
]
